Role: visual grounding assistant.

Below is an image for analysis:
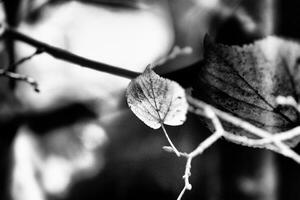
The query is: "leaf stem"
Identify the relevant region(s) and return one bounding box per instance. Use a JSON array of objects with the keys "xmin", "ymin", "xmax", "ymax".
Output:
[
  {"xmin": 161, "ymin": 124, "xmax": 181, "ymax": 157},
  {"xmin": 177, "ymin": 185, "xmax": 188, "ymax": 200}
]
